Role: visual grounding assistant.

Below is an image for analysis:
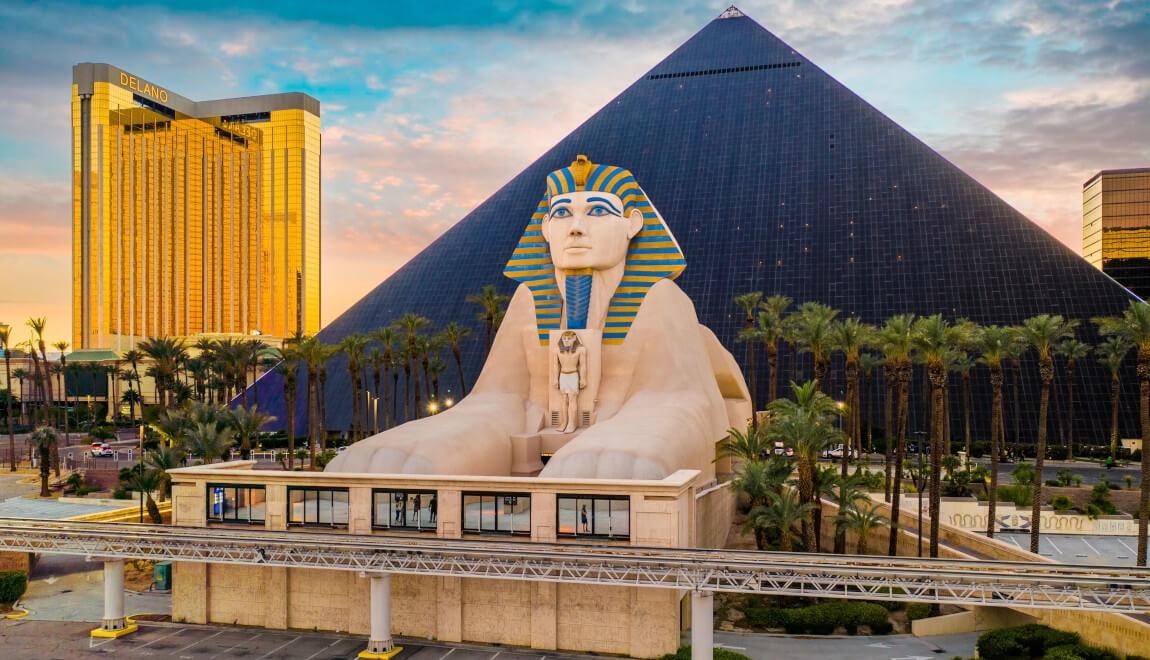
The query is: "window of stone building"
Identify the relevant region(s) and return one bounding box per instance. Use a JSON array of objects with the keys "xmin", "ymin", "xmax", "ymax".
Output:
[
  {"xmin": 287, "ymin": 486, "xmax": 349, "ymax": 527},
  {"xmin": 207, "ymin": 484, "xmax": 266, "ymax": 524},
  {"xmin": 372, "ymin": 489, "xmax": 437, "ymax": 531},
  {"xmin": 461, "ymin": 492, "xmax": 530, "ymax": 535},
  {"xmin": 556, "ymin": 495, "xmax": 630, "ymax": 539}
]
